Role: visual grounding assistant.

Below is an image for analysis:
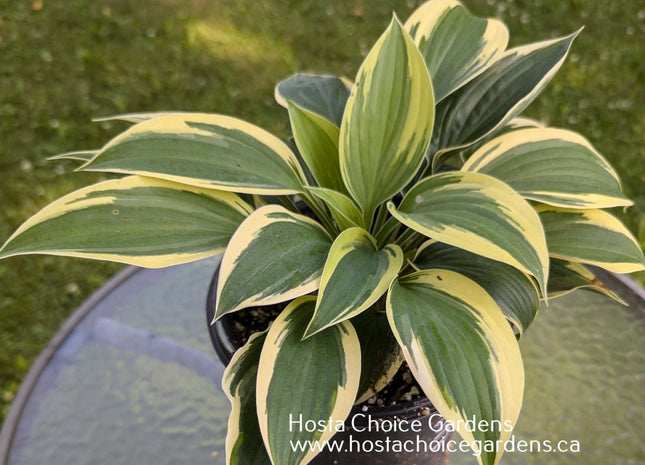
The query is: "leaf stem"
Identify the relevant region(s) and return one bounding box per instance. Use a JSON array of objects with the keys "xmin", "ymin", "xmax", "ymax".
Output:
[
  {"xmin": 374, "ymin": 216, "xmax": 401, "ymax": 248},
  {"xmin": 371, "ymin": 204, "xmax": 390, "ymax": 236},
  {"xmin": 394, "ymin": 228, "xmax": 418, "ymax": 250},
  {"xmin": 301, "ymin": 192, "xmax": 339, "ymax": 236},
  {"xmin": 277, "ymin": 195, "xmax": 299, "ymax": 212}
]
